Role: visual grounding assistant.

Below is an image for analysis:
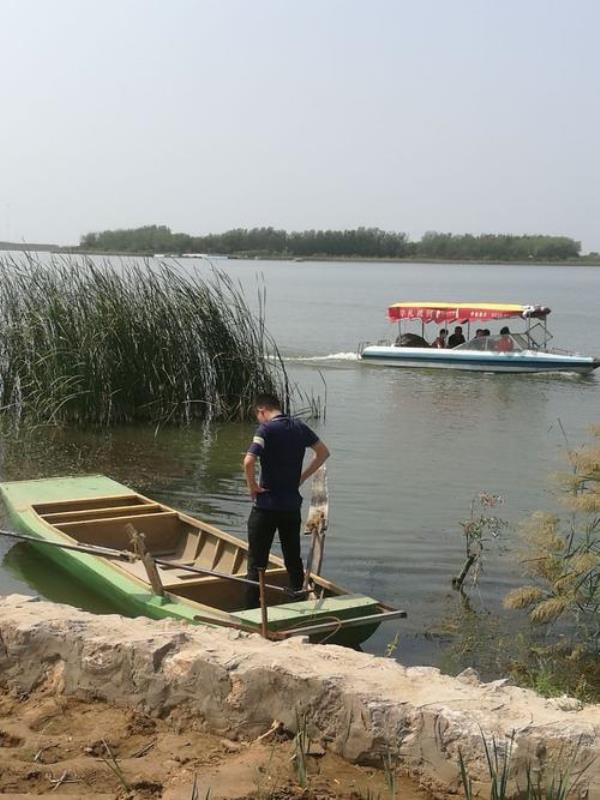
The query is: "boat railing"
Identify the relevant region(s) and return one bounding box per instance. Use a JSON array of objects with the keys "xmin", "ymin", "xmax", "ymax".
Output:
[
  {"xmin": 357, "ymin": 339, "xmax": 391, "ymax": 355},
  {"xmin": 546, "ymin": 345, "xmax": 579, "ymax": 355}
]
